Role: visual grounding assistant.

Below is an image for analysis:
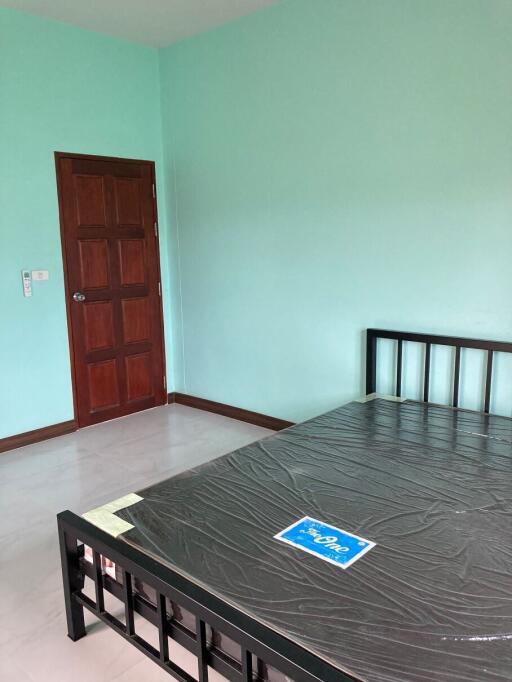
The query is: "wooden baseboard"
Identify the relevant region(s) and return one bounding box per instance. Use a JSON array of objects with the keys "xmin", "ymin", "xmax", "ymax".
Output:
[
  {"xmin": 0, "ymin": 419, "xmax": 78, "ymax": 454},
  {"xmin": 0, "ymin": 394, "xmax": 292, "ymax": 455},
  {"xmin": 168, "ymin": 392, "xmax": 294, "ymax": 431}
]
